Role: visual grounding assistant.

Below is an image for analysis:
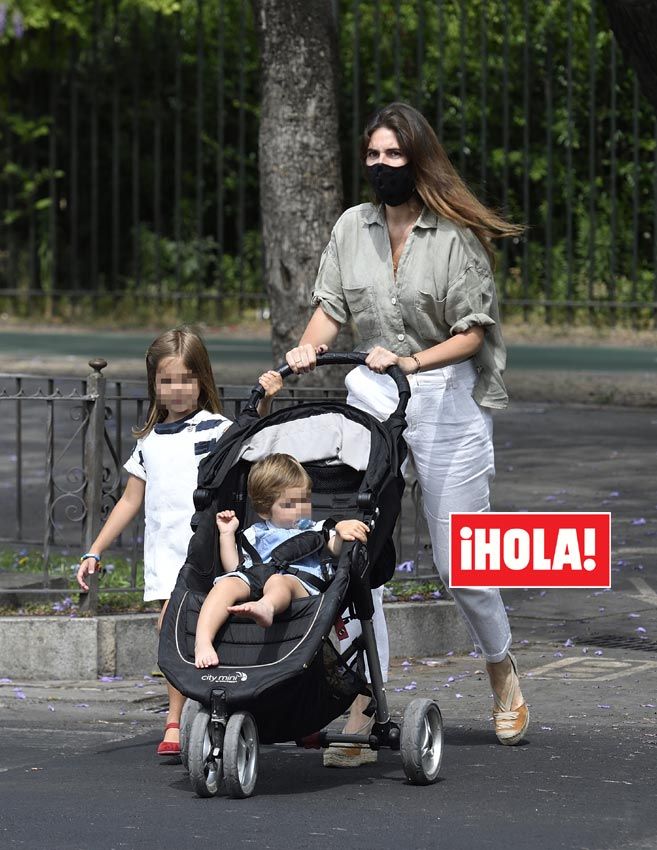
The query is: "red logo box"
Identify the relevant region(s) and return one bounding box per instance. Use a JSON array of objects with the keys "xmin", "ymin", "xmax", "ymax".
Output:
[{"xmin": 449, "ymin": 512, "xmax": 611, "ymax": 589}]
